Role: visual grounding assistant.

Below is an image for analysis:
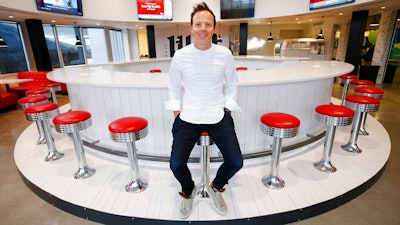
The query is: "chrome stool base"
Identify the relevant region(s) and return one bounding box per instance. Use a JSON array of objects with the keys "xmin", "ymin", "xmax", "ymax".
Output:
[
  {"xmin": 262, "ymin": 175, "xmax": 285, "ymax": 189},
  {"xmin": 314, "ymin": 160, "xmax": 337, "ymax": 173},
  {"xmin": 44, "ymin": 150, "xmax": 64, "ymax": 161},
  {"xmin": 125, "ymin": 179, "xmax": 148, "ymax": 193},
  {"xmin": 74, "ymin": 166, "xmax": 96, "ymax": 179},
  {"xmin": 197, "ymin": 183, "xmax": 210, "ymax": 198},
  {"xmin": 341, "ymin": 142, "xmax": 362, "ymax": 153}
]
